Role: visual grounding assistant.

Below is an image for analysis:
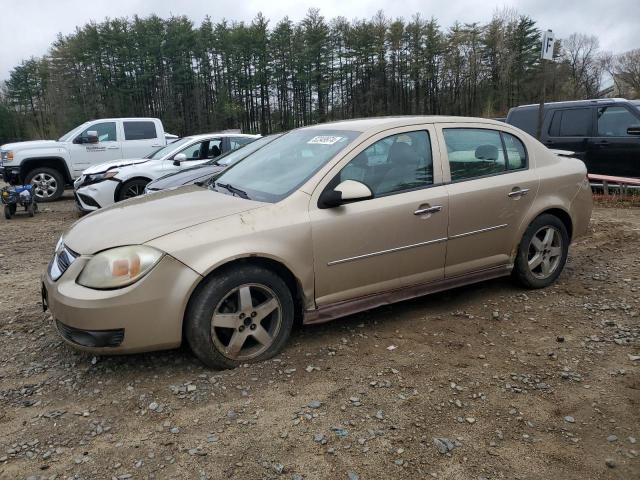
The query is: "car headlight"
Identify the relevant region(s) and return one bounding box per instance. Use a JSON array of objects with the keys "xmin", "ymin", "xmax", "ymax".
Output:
[
  {"xmin": 54, "ymin": 235, "xmax": 64, "ymax": 253},
  {"xmin": 77, "ymin": 245, "xmax": 163, "ymax": 289},
  {"xmin": 88, "ymin": 170, "xmax": 119, "ymax": 182}
]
